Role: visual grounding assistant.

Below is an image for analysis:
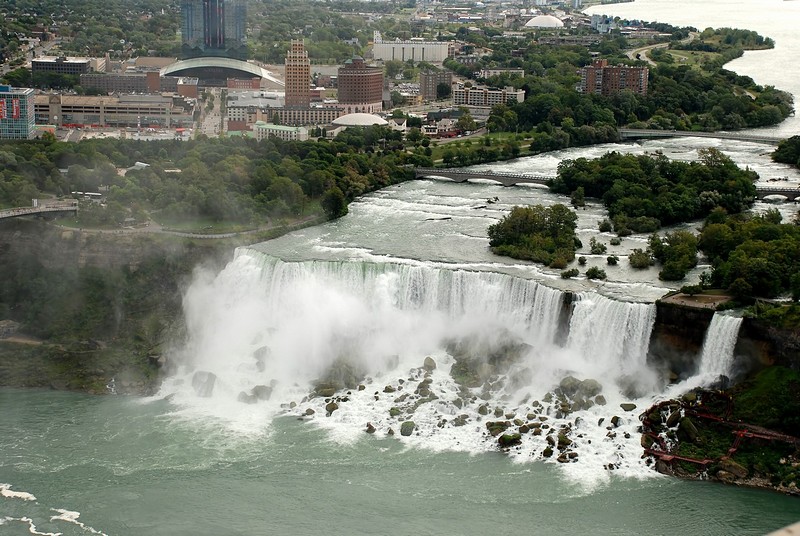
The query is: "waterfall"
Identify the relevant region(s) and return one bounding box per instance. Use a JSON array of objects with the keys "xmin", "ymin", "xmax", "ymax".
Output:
[
  {"xmin": 160, "ymin": 246, "xmax": 664, "ymax": 484},
  {"xmin": 565, "ymin": 293, "xmax": 658, "ymax": 394},
  {"xmin": 697, "ymin": 313, "xmax": 744, "ymax": 381}
]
